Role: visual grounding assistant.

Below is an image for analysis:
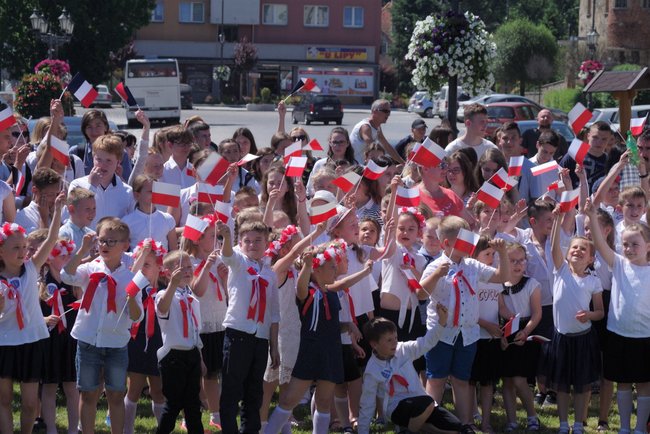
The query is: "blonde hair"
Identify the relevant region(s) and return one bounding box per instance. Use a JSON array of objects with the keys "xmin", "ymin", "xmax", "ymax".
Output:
[
  {"xmin": 92, "ymin": 134, "xmax": 124, "ymax": 160},
  {"xmin": 67, "ymin": 187, "xmax": 95, "ymax": 207},
  {"xmin": 619, "ymin": 186, "xmax": 647, "ymax": 206},
  {"xmin": 438, "ymin": 215, "xmax": 470, "ymax": 242},
  {"xmin": 96, "ymin": 217, "xmax": 130, "ymax": 240}
]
